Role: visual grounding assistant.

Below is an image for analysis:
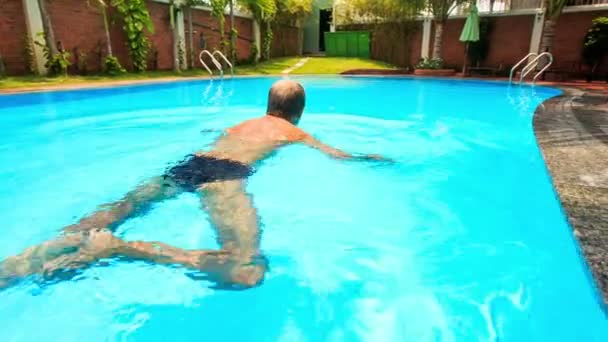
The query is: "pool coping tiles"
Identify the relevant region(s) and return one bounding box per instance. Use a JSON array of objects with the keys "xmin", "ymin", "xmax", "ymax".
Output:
[{"xmin": 534, "ymin": 87, "xmax": 608, "ymax": 305}]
